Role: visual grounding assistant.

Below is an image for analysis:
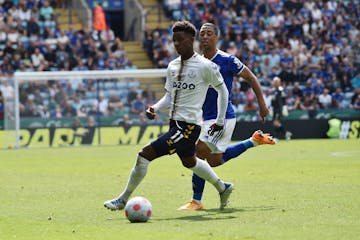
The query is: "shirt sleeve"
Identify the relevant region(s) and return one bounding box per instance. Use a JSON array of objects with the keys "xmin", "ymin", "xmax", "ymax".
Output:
[
  {"xmin": 204, "ymin": 61, "xmax": 228, "ymax": 126},
  {"xmin": 231, "ymin": 55, "xmax": 245, "ymax": 76}
]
